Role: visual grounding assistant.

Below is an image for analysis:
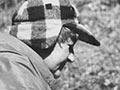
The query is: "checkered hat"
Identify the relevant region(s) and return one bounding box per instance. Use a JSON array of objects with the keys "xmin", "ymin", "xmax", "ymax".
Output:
[{"xmin": 10, "ymin": 0, "xmax": 77, "ymax": 49}]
